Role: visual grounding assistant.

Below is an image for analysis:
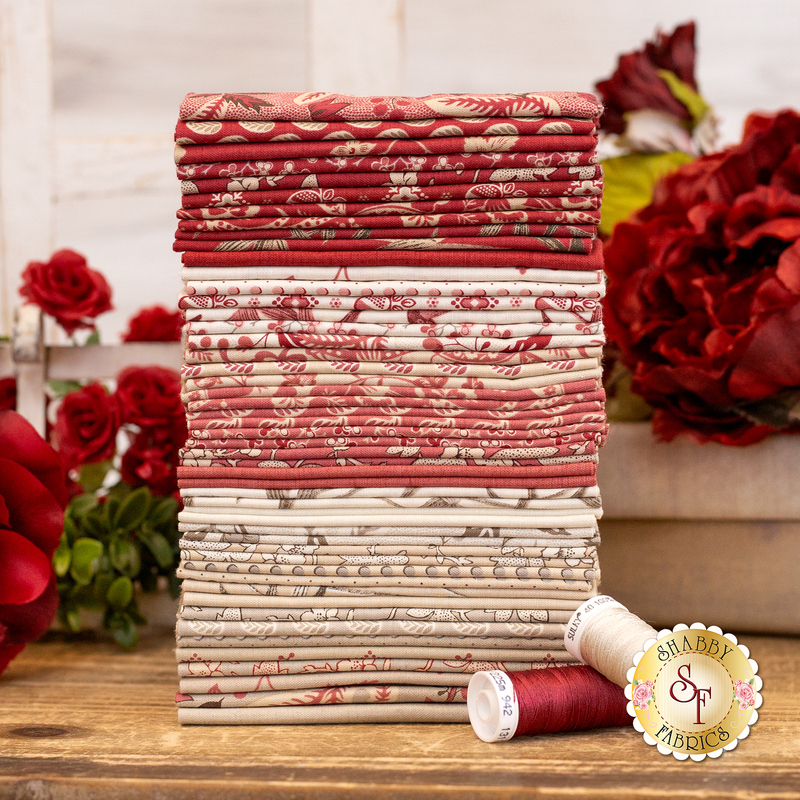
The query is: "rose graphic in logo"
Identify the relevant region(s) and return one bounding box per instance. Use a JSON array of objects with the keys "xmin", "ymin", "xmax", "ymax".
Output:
[
  {"xmin": 632, "ymin": 679, "xmax": 655, "ymax": 710},
  {"xmin": 733, "ymin": 679, "xmax": 756, "ymax": 711}
]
